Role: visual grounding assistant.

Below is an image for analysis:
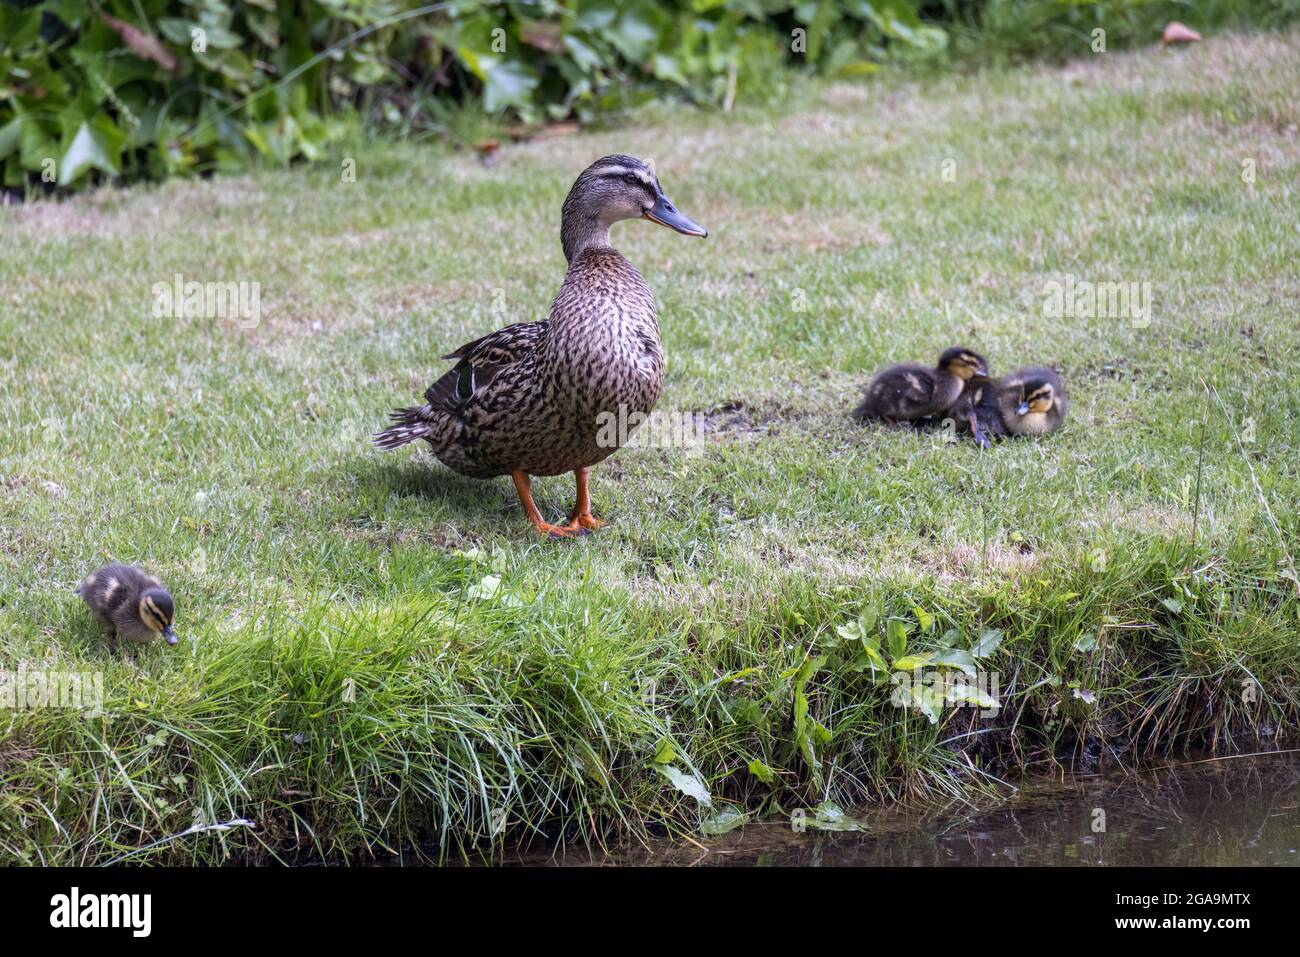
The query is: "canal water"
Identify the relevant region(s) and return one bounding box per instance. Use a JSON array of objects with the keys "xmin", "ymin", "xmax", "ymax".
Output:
[{"xmin": 512, "ymin": 752, "xmax": 1300, "ymax": 866}]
